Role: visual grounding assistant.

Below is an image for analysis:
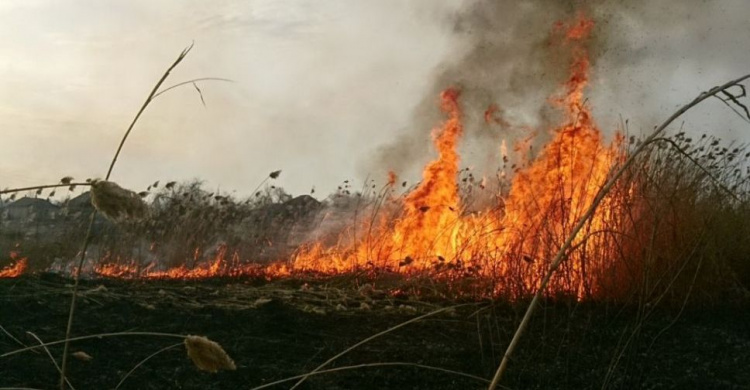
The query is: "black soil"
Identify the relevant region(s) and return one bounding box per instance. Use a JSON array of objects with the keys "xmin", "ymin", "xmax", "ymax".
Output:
[{"xmin": 1, "ymin": 275, "xmax": 749, "ymax": 389}]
